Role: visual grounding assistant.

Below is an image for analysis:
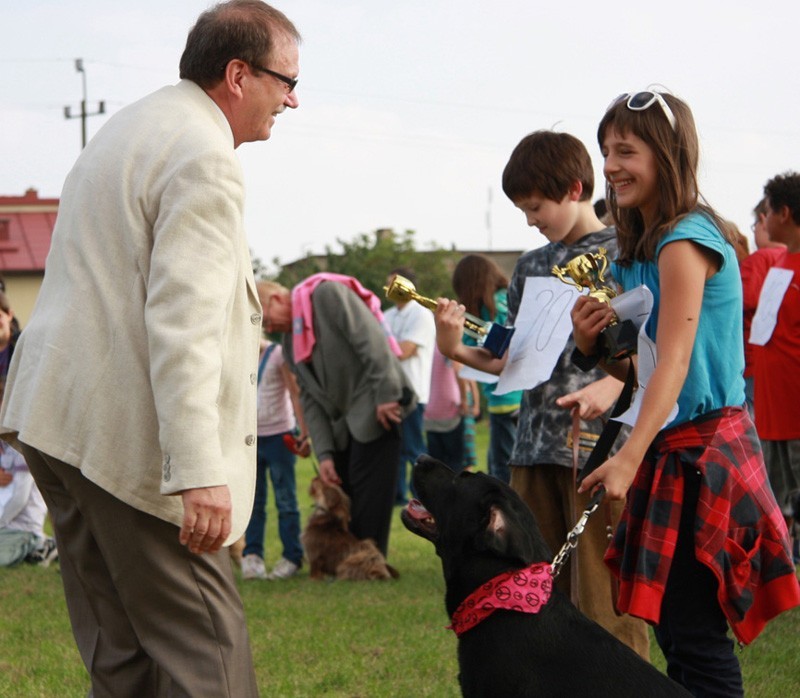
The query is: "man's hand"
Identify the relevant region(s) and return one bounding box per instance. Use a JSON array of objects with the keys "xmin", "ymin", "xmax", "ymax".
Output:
[
  {"xmin": 0, "ymin": 470, "xmax": 12, "ymax": 487},
  {"xmin": 179, "ymin": 485, "xmax": 232, "ymax": 555},
  {"xmin": 376, "ymin": 401, "xmax": 403, "ymax": 430},
  {"xmin": 318, "ymin": 457, "xmax": 341, "ymax": 486}
]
